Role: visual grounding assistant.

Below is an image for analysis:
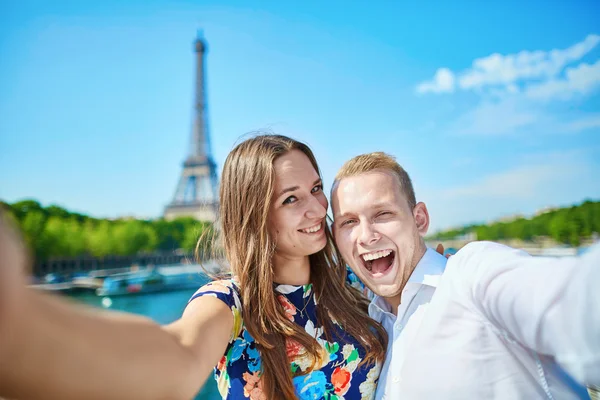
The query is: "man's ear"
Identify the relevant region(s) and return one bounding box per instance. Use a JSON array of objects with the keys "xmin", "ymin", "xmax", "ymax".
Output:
[{"xmin": 413, "ymin": 202, "xmax": 430, "ymax": 237}]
